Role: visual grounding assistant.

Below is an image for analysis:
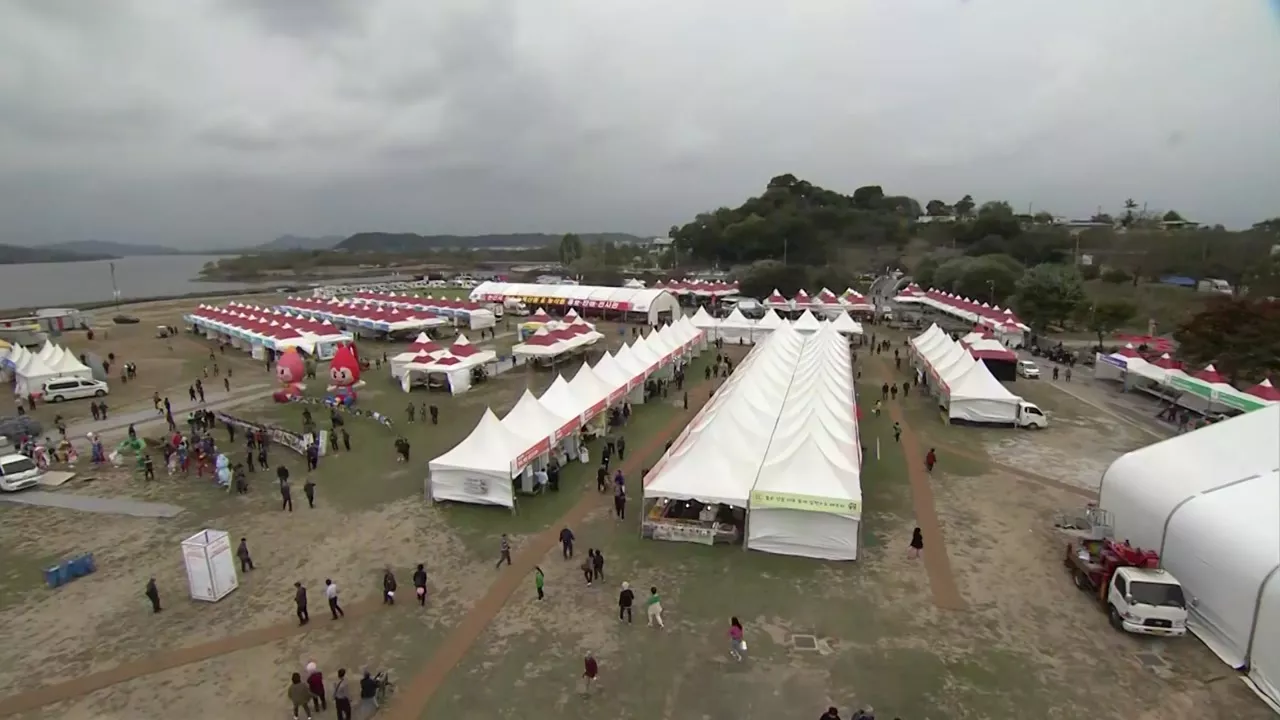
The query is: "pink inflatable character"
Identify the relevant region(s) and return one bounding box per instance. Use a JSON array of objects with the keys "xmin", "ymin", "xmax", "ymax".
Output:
[
  {"xmin": 273, "ymin": 347, "xmax": 307, "ymax": 403},
  {"xmin": 326, "ymin": 344, "xmax": 365, "ymax": 406}
]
